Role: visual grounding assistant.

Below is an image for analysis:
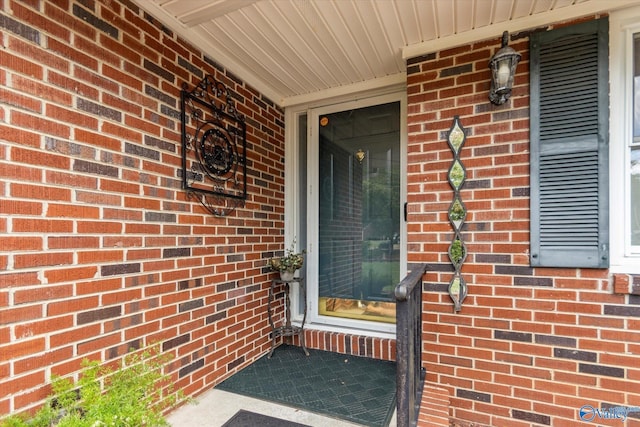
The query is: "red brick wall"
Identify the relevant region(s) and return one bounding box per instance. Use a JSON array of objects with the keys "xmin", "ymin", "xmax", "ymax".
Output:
[
  {"xmin": 407, "ymin": 20, "xmax": 640, "ymax": 427},
  {"xmin": 5, "ymin": 1, "xmax": 639, "ymax": 425},
  {"xmin": 0, "ymin": 0, "xmax": 286, "ymax": 417},
  {"xmin": 304, "ymin": 329, "xmax": 396, "ymax": 361}
]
